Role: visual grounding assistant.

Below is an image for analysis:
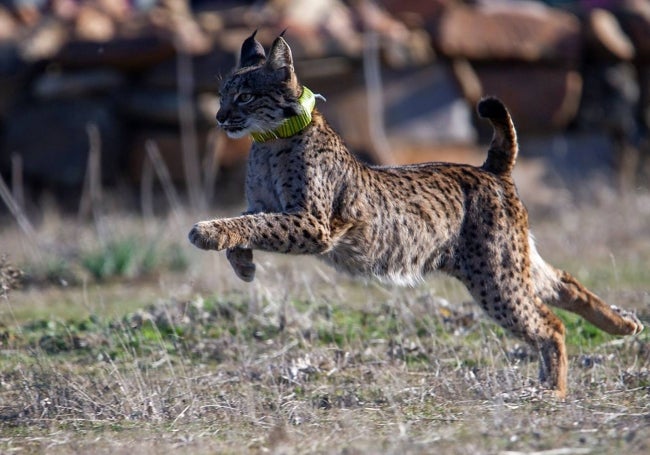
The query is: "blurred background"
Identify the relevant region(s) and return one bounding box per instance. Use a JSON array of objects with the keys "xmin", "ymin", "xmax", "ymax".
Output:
[
  {"xmin": 0, "ymin": 0, "xmax": 649, "ymax": 217},
  {"xmin": 2, "ymin": 2, "xmax": 650, "ymax": 446}
]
